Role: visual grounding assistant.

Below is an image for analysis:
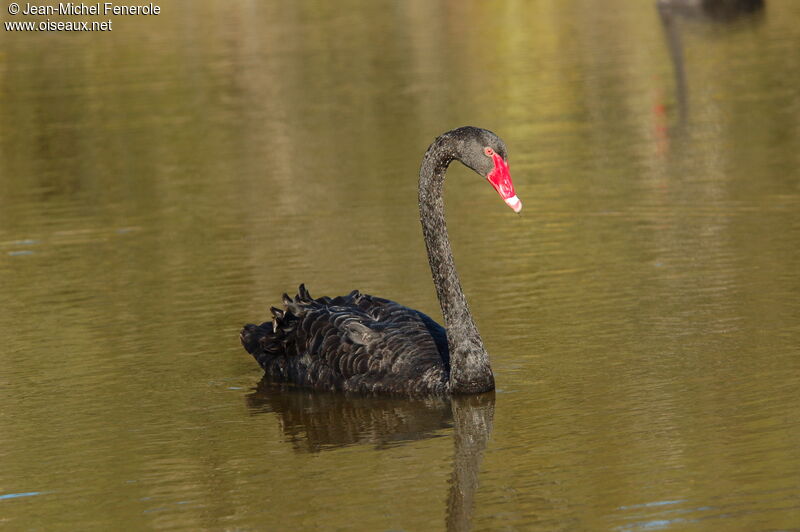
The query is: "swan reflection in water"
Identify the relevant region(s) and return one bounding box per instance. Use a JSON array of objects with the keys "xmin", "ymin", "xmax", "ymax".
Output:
[{"xmin": 247, "ymin": 379, "xmax": 494, "ymax": 531}]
